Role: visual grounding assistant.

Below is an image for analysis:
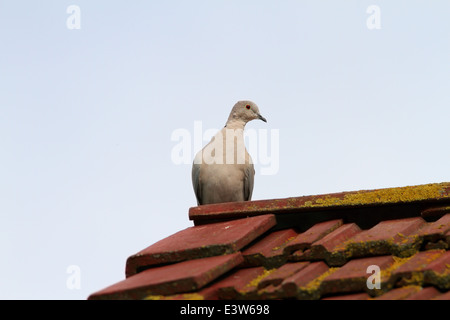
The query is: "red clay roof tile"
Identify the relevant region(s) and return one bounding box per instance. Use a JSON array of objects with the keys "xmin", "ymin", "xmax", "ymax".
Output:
[
  {"xmin": 389, "ymin": 250, "xmax": 450, "ymax": 291},
  {"xmin": 374, "ymin": 286, "xmax": 422, "ymax": 300},
  {"xmin": 421, "ymin": 206, "xmax": 450, "ymax": 219},
  {"xmin": 242, "ymin": 228, "xmax": 298, "ymax": 268},
  {"xmin": 283, "ymin": 219, "xmax": 342, "ymax": 255},
  {"xmin": 416, "ymin": 213, "xmax": 450, "ymax": 241},
  {"xmin": 393, "ymin": 249, "xmax": 445, "ymax": 276},
  {"xmin": 312, "ymin": 223, "xmax": 362, "ymax": 253},
  {"xmin": 351, "ymin": 217, "xmax": 425, "ymax": 242},
  {"xmin": 303, "ymin": 223, "xmax": 362, "ymax": 266},
  {"xmin": 344, "ymin": 217, "xmax": 426, "ymax": 258},
  {"xmin": 321, "ymin": 255, "xmax": 396, "ymax": 296},
  {"xmin": 89, "ymin": 253, "xmax": 243, "ymax": 300},
  {"xmin": 322, "ymin": 292, "xmax": 370, "ymax": 300},
  {"xmin": 257, "ymin": 262, "xmax": 309, "ymax": 290},
  {"xmin": 423, "ymin": 251, "xmax": 450, "ymax": 290},
  {"xmin": 216, "ymin": 266, "xmax": 268, "ymax": 300},
  {"xmin": 404, "ymin": 286, "xmax": 441, "ymax": 300},
  {"xmin": 126, "ymin": 214, "xmax": 276, "ymax": 276},
  {"xmin": 184, "ymin": 266, "xmax": 268, "ymax": 300},
  {"xmin": 433, "ymin": 290, "xmax": 450, "ymax": 300},
  {"xmin": 281, "ymin": 261, "xmax": 331, "ymax": 299}
]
